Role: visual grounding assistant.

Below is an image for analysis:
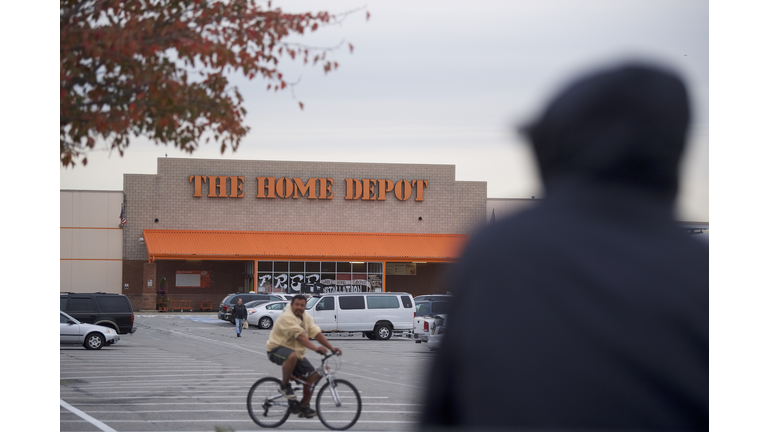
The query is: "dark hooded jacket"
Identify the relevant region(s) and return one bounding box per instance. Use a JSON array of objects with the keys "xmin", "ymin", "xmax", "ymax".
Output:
[{"xmin": 420, "ymin": 64, "xmax": 708, "ymax": 431}]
